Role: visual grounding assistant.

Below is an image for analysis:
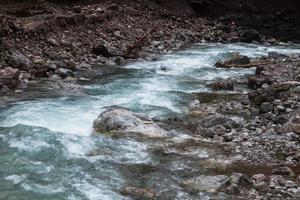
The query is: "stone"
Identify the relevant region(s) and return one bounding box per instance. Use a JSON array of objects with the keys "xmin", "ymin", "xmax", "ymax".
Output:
[
  {"xmin": 91, "ymin": 44, "xmax": 114, "ymax": 57},
  {"xmin": 241, "ymin": 29, "xmax": 261, "ymax": 43},
  {"xmin": 207, "ymin": 79, "xmax": 234, "ymax": 90},
  {"xmin": 93, "ymin": 107, "xmax": 168, "ymax": 138},
  {"xmin": 248, "ymin": 83, "xmax": 292, "ymax": 106},
  {"xmin": 230, "ymin": 173, "xmax": 253, "ymax": 186},
  {"xmin": 57, "ymin": 68, "xmax": 73, "ymax": 78},
  {"xmin": 215, "ymin": 53, "xmax": 250, "ymax": 68},
  {"xmin": 269, "ymin": 175, "xmax": 285, "ymax": 188},
  {"xmin": 259, "ymin": 102, "xmax": 273, "ymax": 114},
  {"xmin": 183, "ymin": 175, "xmax": 229, "ymax": 193},
  {"xmin": 47, "ymin": 38, "xmax": 59, "ymax": 46},
  {"xmin": 272, "ymin": 167, "xmax": 295, "ymax": 177},
  {"xmin": 120, "ymin": 187, "xmax": 156, "ymax": 199},
  {"xmin": 248, "ymin": 75, "xmax": 272, "ymax": 89},
  {"xmin": 252, "ymin": 174, "xmax": 266, "ymax": 183},
  {"xmin": 197, "ymin": 114, "xmax": 241, "ymax": 129},
  {"xmin": 8, "ymin": 51, "xmax": 31, "ymax": 69},
  {"xmin": 196, "ymin": 124, "xmax": 227, "ymax": 138}
]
